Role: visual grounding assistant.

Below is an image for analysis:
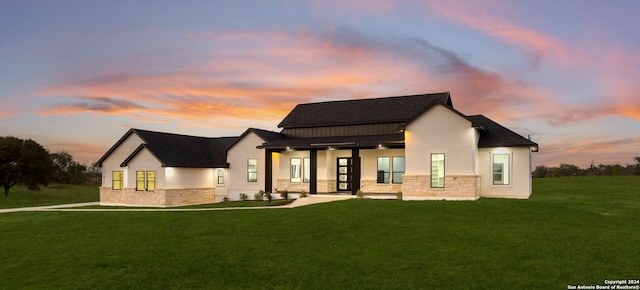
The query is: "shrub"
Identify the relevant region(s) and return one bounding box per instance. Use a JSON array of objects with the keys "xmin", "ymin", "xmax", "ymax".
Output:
[
  {"xmin": 264, "ymin": 191, "xmax": 273, "ymax": 204},
  {"xmin": 239, "ymin": 193, "xmax": 248, "ymax": 201},
  {"xmin": 300, "ymin": 190, "xmax": 307, "ymax": 198},
  {"xmin": 280, "ymin": 189, "xmax": 289, "ymax": 200},
  {"xmin": 254, "ymin": 191, "xmax": 264, "ymax": 201},
  {"xmin": 356, "ymin": 190, "xmax": 364, "ymax": 199},
  {"xmin": 396, "ymin": 191, "xmax": 403, "ymax": 200}
]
